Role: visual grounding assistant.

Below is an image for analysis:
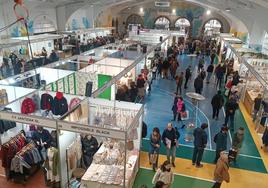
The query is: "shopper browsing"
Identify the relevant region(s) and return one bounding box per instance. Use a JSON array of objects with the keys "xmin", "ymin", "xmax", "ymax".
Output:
[
  {"xmin": 211, "ymin": 90, "xmax": 224, "ymax": 120},
  {"xmin": 214, "ymin": 126, "xmax": 228, "ymax": 163},
  {"xmin": 184, "ymin": 66, "xmax": 192, "ymax": 89},
  {"xmin": 231, "ymin": 127, "xmax": 245, "ymax": 163},
  {"xmin": 162, "ymin": 123, "xmax": 178, "ymax": 167},
  {"xmin": 224, "ymin": 96, "xmax": 239, "ymax": 131},
  {"xmin": 152, "ymin": 161, "xmax": 174, "ymax": 188},
  {"xmin": 253, "ymin": 94, "xmax": 262, "ymax": 121},
  {"xmin": 212, "ymin": 152, "xmax": 230, "ymax": 188},
  {"xmin": 149, "ymin": 127, "xmax": 161, "ymax": 171},
  {"xmin": 192, "ymin": 123, "xmax": 208, "ymax": 168}
]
